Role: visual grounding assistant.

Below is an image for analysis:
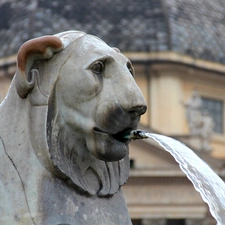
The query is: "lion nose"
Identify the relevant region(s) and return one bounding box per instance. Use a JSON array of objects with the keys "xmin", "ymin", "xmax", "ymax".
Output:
[{"xmin": 126, "ymin": 105, "xmax": 147, "ymax": 119}]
